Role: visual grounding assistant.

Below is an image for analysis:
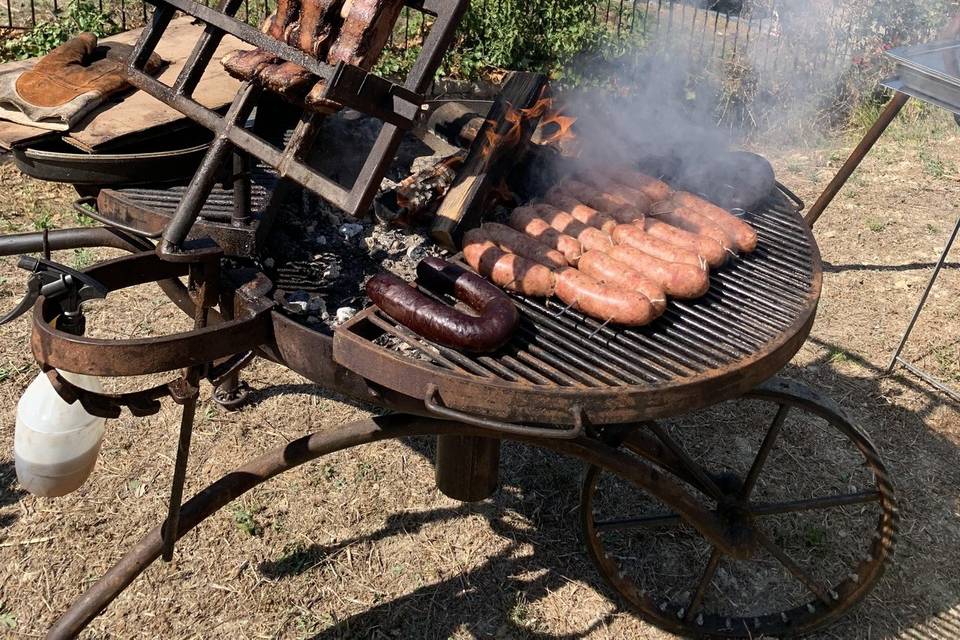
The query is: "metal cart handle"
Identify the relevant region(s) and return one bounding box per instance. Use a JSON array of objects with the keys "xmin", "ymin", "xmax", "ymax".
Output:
[{"xmin": 424, "ymin": 383, "xmax": 585, "ymax": 440}]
